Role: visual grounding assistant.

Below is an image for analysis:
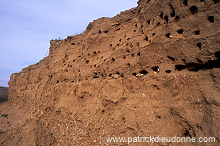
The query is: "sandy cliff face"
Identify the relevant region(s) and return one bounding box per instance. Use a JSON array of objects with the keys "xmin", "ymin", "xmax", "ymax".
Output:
[{"xmin": 5, "ymin": 0, "xmax": 220, "ymax": 145}]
